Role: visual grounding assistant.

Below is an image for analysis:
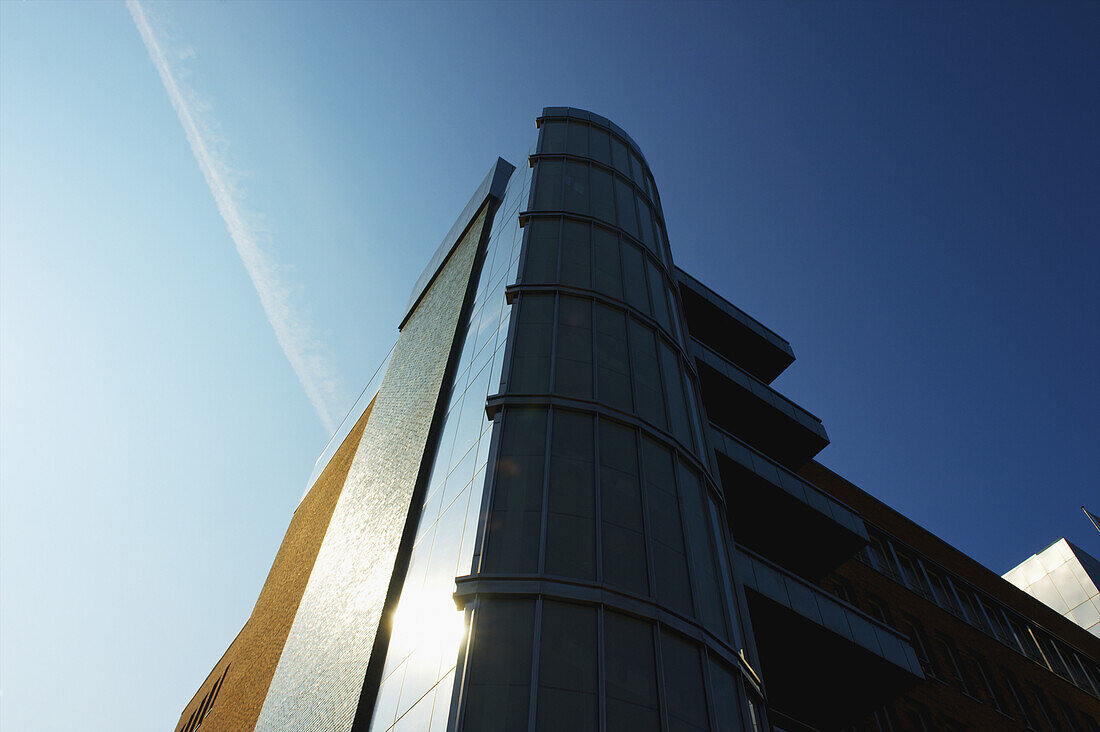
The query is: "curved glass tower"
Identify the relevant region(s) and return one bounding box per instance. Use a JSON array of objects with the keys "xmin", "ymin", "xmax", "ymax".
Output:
[{"xmin": 177, "ymin": 108, "xmax": 939, "ymax": 732}]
